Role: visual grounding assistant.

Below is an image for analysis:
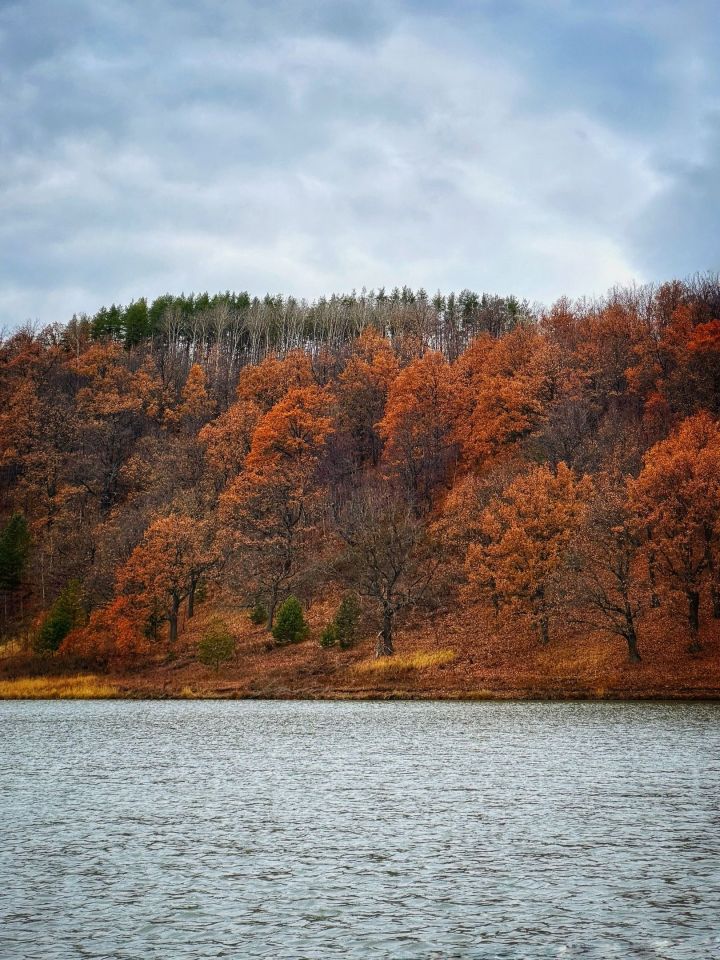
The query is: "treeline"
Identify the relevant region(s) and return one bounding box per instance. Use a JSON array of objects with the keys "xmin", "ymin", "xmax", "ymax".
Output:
[
  {"xmin": 2, "ymin": 274, "xmax": 720, "ymax": 668},
  {"xmin": 67, "ymin": 287, "xmax": 528, "ymax": 356}
]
